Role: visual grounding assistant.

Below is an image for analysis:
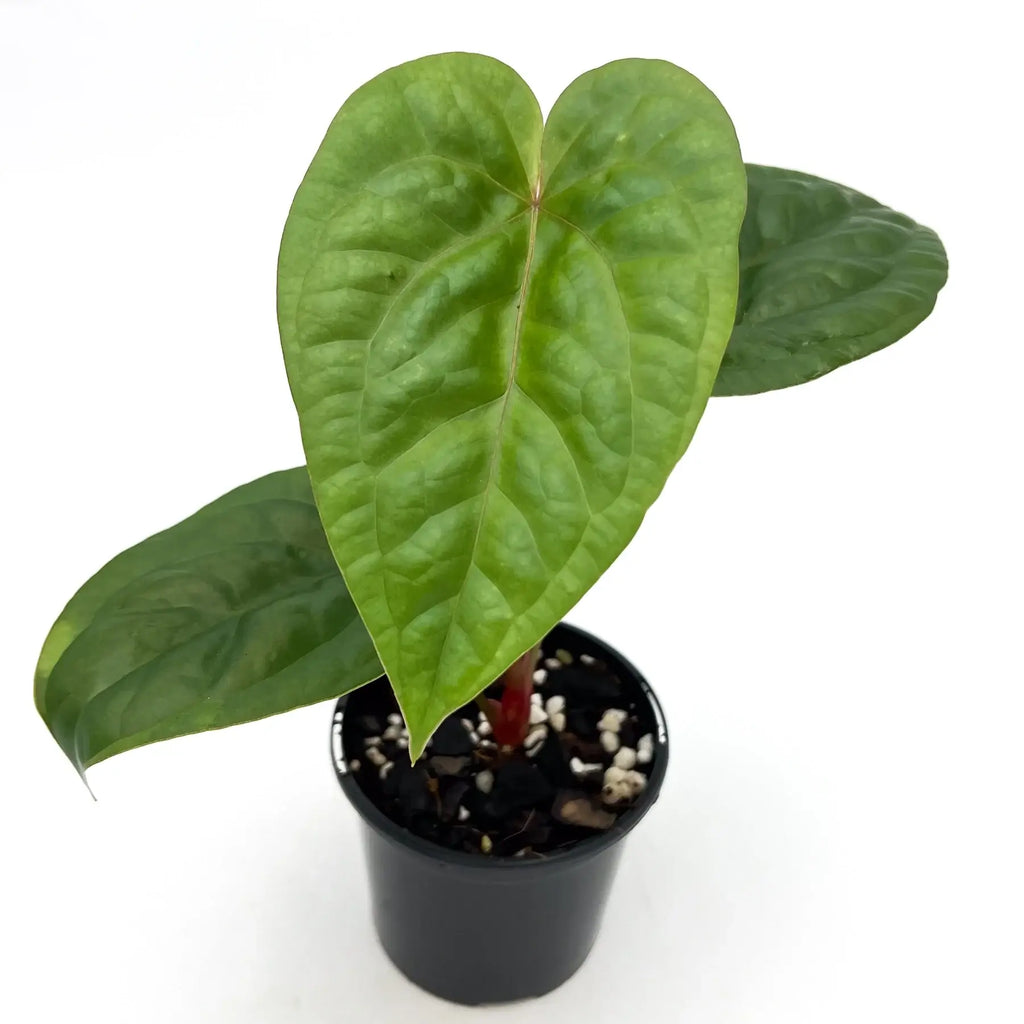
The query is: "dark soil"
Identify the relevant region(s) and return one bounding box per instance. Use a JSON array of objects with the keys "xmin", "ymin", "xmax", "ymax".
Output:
[{"xmin": 341, "ymin": 632, "xmax": 659, "ymax": 859}]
